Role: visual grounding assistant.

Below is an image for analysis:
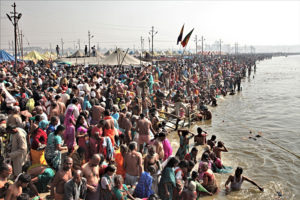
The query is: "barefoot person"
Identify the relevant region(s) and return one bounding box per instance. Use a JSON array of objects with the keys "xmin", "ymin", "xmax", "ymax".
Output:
[
  {"xmin": 50, "ymin": 157, "xmax": 73, "ymax": 200},
  {"xmin": 5, "ymin": 173, "xmax": 31, "ymax": 200},
  {"xmin": 136, "ymin": 114, "xmax": 156, "ymax": 153},
  {"xmin": 124, "ymin": 142, "xmax": 143, "ymax": 187},
  {"xmin": 225, "ymin": 167, "xmax": 264, "ymax": 192},
  {"xmin": 82, "ymin": 154, "xmax": 101, "ymax": 200}
]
